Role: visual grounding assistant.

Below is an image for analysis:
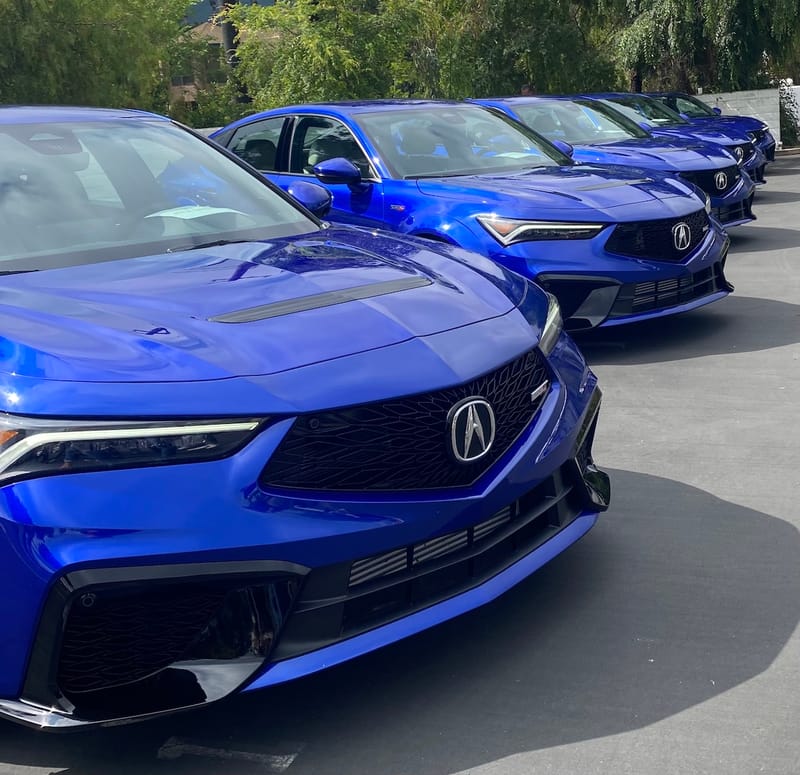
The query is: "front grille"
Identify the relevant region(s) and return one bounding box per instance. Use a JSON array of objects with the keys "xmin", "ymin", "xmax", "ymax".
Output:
[
  {"xmin": 605, "ymin": 209, "xmax": 709, "ymax": 262},
  {"xmin": 680, "ymin": 165, "xmax": 740, "ymax": 195},
  {"xmin": 260, "ymin": 348, "xmax": 550, "ymax": 492},
  {"xmin": 731, "ymin": 142, "xmax": 755, "ymax": 163},
  {"xmin": 273, "ymin": 457, "xmax": 597, "ymax": 661},
  {"xmin": 608, "ymin": 261, "xmax": 728, "ymax": 317}
]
